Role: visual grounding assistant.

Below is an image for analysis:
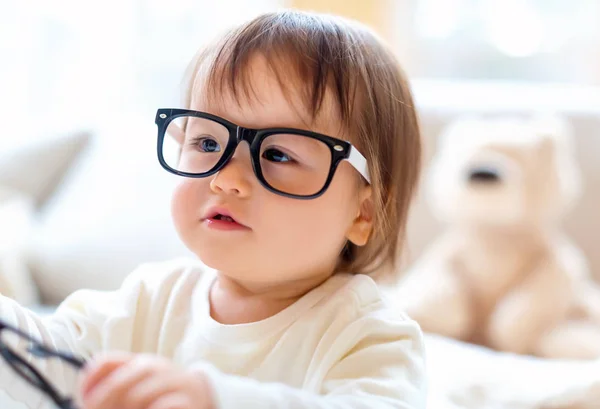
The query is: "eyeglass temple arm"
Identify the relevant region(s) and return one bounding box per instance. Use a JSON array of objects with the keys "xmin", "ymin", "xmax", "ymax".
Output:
[
  {"xmin": 0, "ymin": 321, "xmax": 86, "ymax": 369},
  {"xmin": 28, "ymin": 344, "xmax": 86, "ymax": 369},
  {"xmin": 0, "ymin": 346, "xmax": 67, "ymax": 405},
  {"xmin": 347, "ymin": 146, "xmax": 371, "ymax": 184}
]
